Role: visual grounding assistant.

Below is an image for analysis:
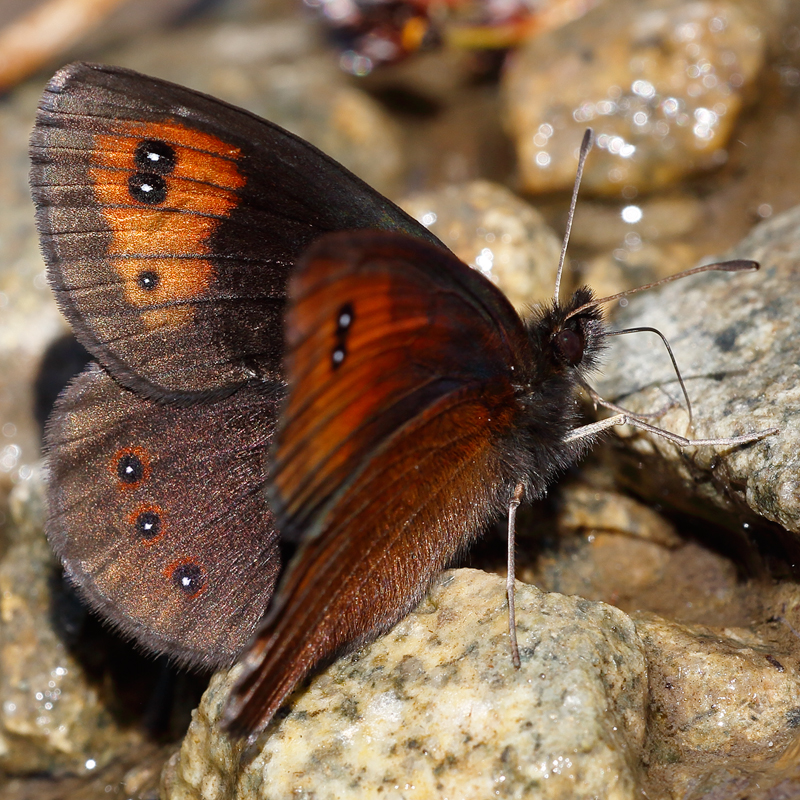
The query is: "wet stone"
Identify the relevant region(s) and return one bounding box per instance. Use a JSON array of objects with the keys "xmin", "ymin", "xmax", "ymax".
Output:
[
  {"xmin": 162, "ymin": 570, "xmax": 649, "ymax": 800},
  {"xmin": 502, "ymin": 0, "xmax": 772, "ymax": 195},
  {"xmin": 0, "ymin": 475, "xmax": 146, "ymax": 776}
]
